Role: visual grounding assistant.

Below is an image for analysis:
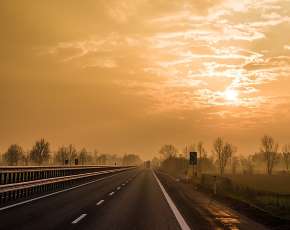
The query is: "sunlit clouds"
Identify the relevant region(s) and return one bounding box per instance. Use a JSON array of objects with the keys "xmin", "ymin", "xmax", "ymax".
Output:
[
  {"xmin": 1, "ymin": 0, "xmax": 290, "ymax": 156},
  {"xmin": 46, "ymin": 0, "xmax": 290, "ymax": 114}
]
